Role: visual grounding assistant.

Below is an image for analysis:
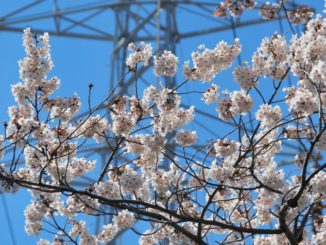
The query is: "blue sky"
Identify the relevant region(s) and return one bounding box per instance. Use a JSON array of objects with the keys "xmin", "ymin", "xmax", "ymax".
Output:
[{"xmin": 0, "ymin": 1, "xmax": 324, "ymax": 244}]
